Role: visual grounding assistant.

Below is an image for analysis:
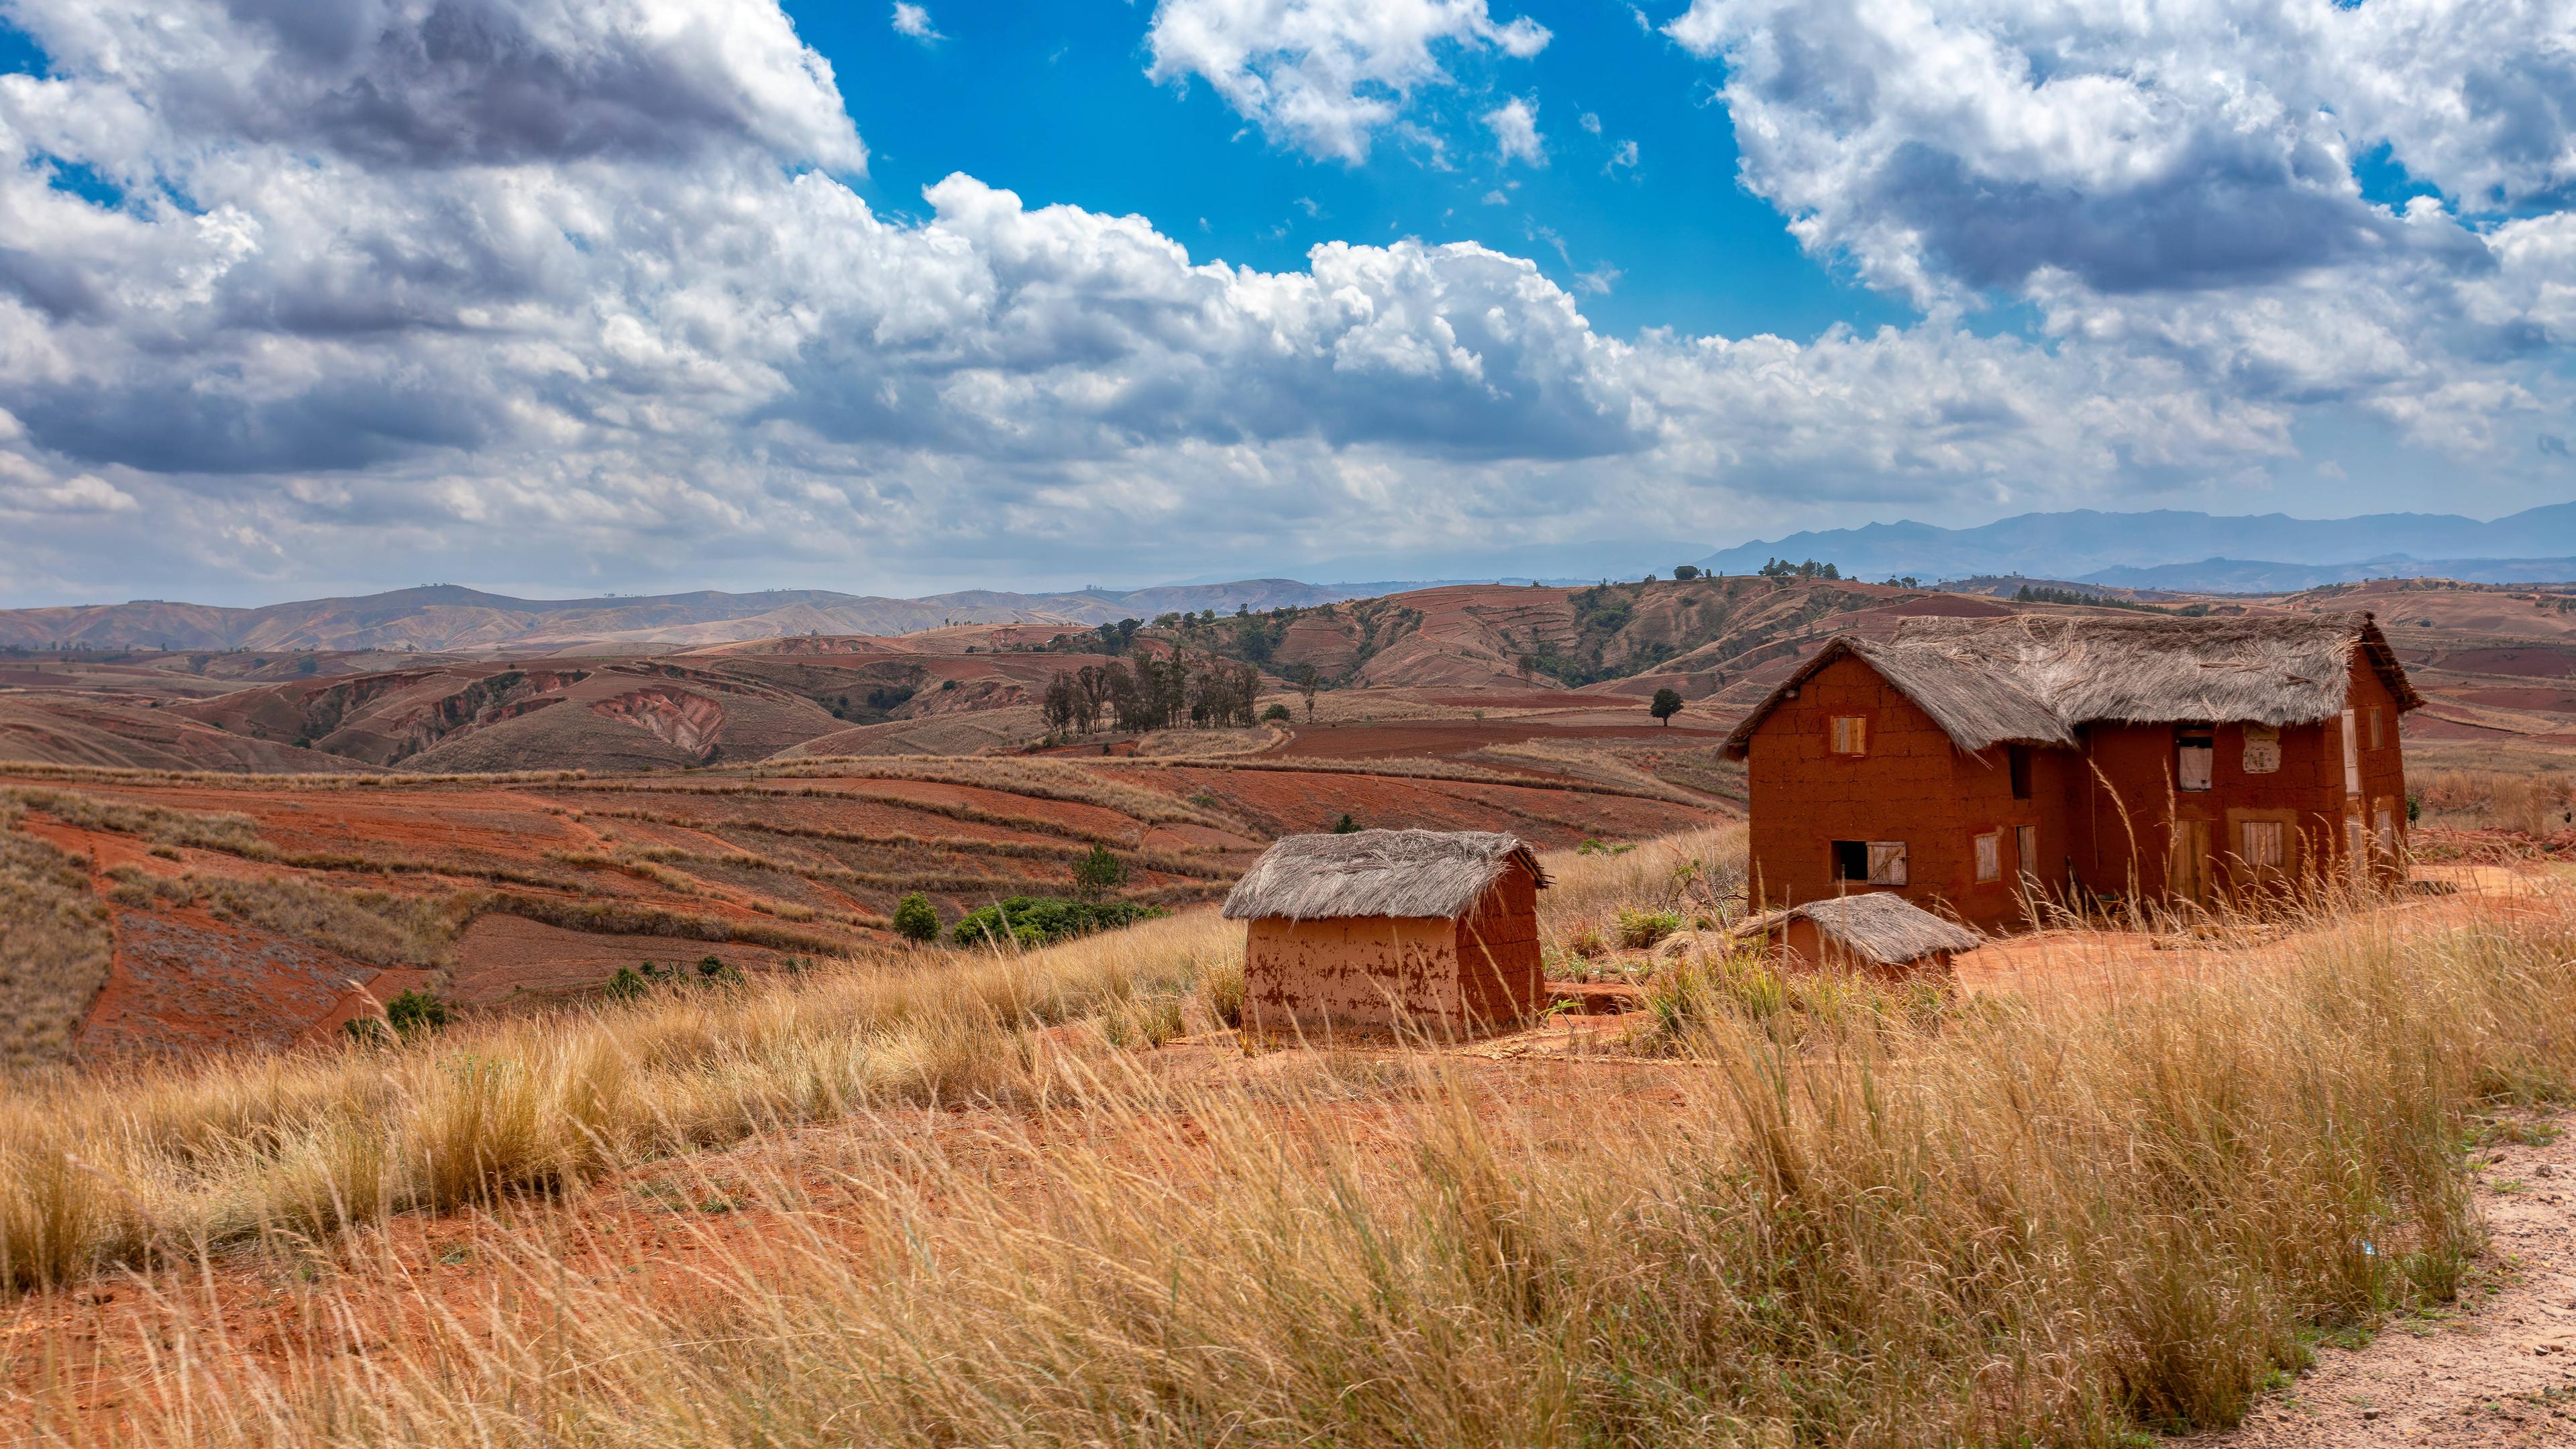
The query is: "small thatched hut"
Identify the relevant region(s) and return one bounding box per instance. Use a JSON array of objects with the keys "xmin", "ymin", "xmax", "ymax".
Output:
[
  {"xmin": 1737, "ymin": 894, "xmax": 1982, "ymax": 977},
  {"xmin": 1222, "ymin": 829, "xmax": 1549, "ymax": 1035}
]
